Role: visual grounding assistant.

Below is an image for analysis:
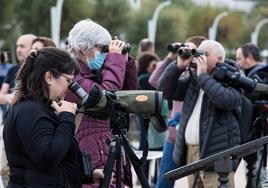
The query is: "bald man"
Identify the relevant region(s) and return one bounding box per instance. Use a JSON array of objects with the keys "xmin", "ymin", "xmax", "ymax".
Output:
[
  {"xmin": 0, "ymin": 34, "xmax": 36, "ymax": 102},
  {"xmin": 158, "ymin": 40, "xmax": 242, "ymax": 188}
]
